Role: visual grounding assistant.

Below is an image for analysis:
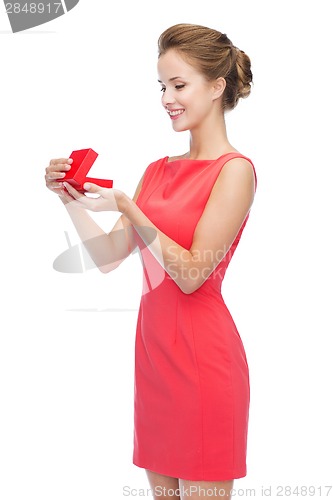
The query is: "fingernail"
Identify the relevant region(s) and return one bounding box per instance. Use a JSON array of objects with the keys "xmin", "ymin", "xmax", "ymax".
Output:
[
  {"xmin": 84, "ymin": 183, "xmax": 91, "ymax": 190},
  {"xmin": 68, "ymin": 158, "xmax": 73, "ymax": 163}
]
